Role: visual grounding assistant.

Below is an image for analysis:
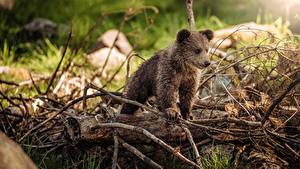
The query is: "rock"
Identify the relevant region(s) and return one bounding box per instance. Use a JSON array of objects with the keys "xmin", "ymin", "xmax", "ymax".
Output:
[
  {"xmin": 98, "ymin": 29, "xmax": 133, "ymax": 56},
  {"xmin": 0, "ymin": 131, "xmax": 38, "ymax": 169},
  {"xmin": 0, "ymin": 66, "xmax": 10, "ymax": 74},
  {"xmin": 86, "ymin": 47, "xmax": 127, "ymax": 72},
  {"xmin": 23, "ymin": 18, "xmax": 57, "ymax": 33},
  {"xmin": 19, "ymin": 18, "xmax": 58, "ymax": 41},
  {"xmin": 86, "ymin": 29, "xmax": 132, "ymax": 75}
]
